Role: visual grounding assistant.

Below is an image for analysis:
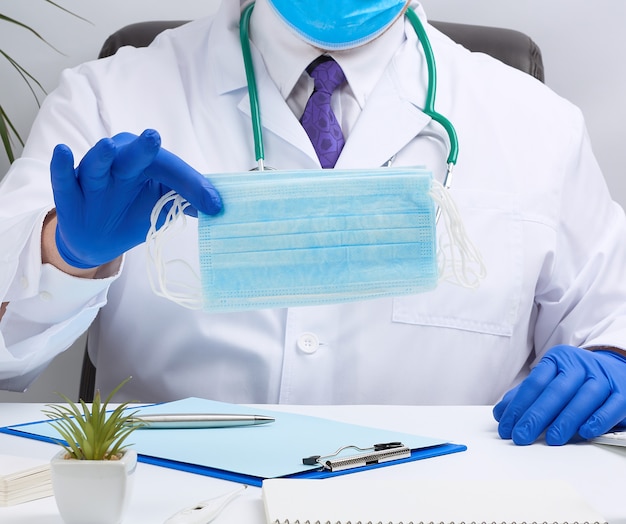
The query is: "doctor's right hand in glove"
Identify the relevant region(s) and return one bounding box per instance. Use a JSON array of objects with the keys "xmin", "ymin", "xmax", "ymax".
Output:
[
  {"xmin": 493, "ymin": 345, "xmax": 626, "ymax": 445},
  {"xmin": 45, "ymin": 129, "xmax": 222, "ymax": 272}
]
